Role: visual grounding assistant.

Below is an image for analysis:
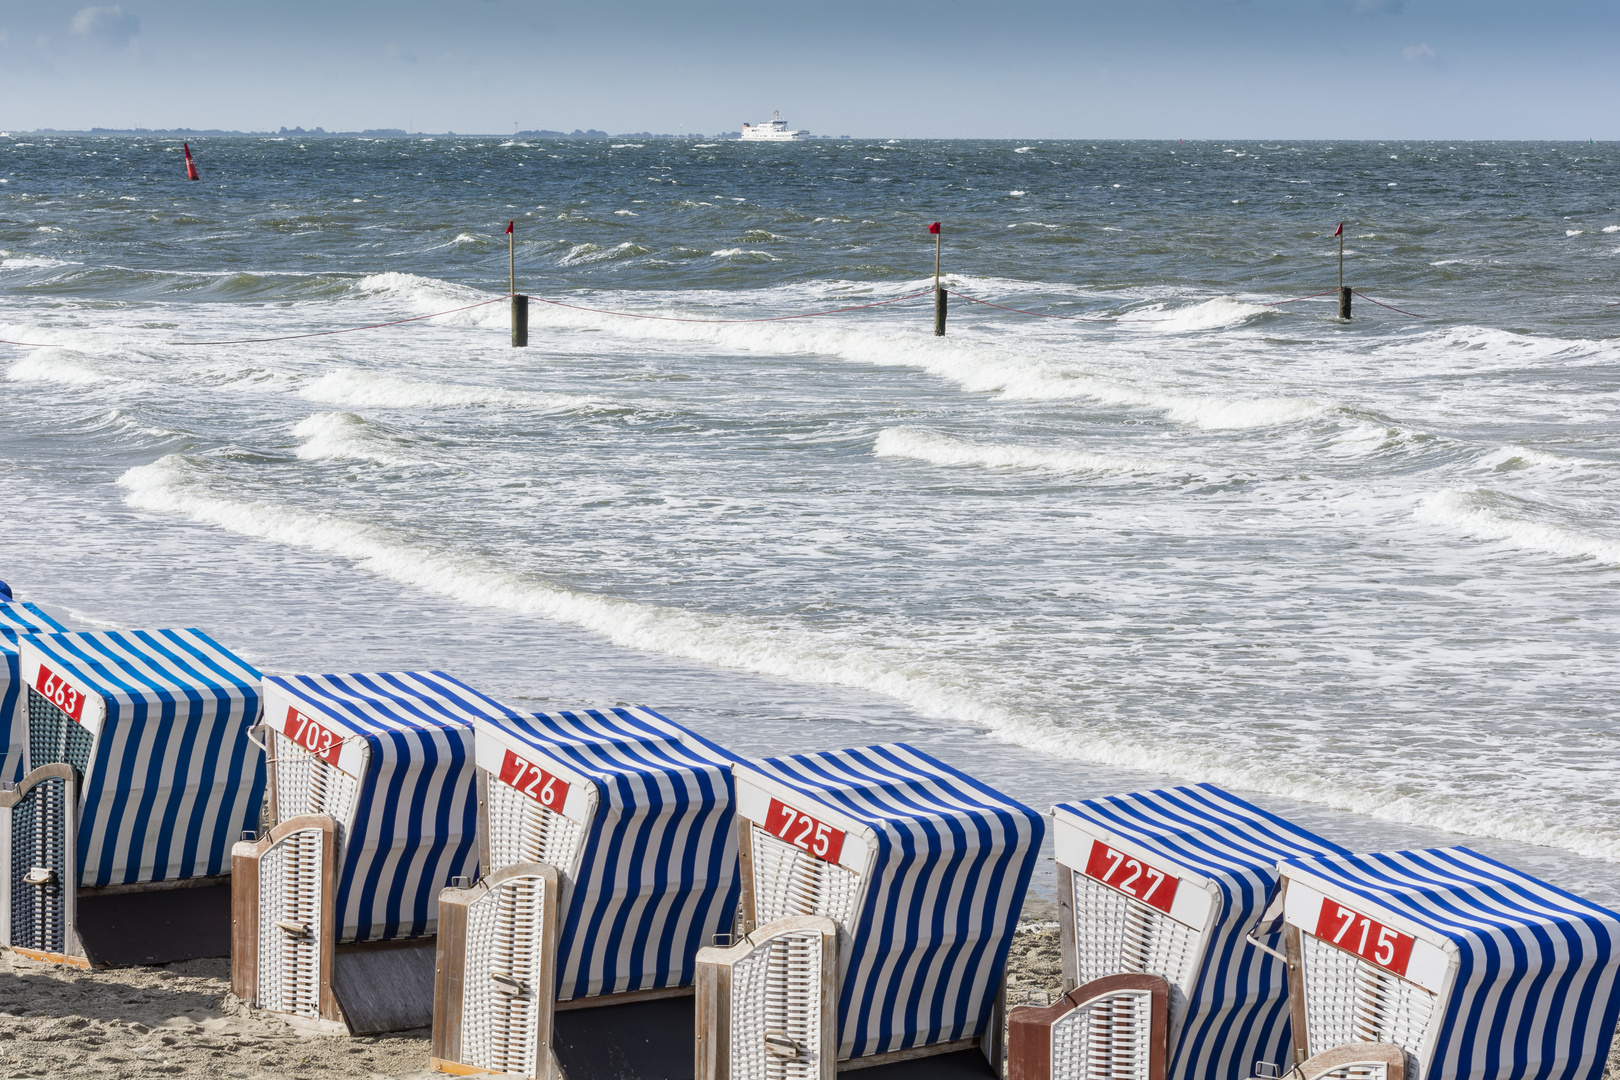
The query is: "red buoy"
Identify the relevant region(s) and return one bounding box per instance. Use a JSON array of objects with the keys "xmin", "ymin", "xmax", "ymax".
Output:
[{"xmin": 183, "ymin": 142, "xmax": 200, "ymax": 181}]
